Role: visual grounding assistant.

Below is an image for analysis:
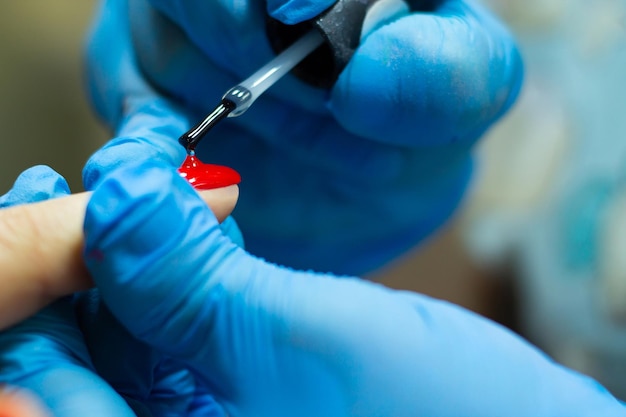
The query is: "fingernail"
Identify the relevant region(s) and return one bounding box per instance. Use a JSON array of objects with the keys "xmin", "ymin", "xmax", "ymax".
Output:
[{"xmin": 178, "ymin": 154, "xmax": 241, "ymax": 190}]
